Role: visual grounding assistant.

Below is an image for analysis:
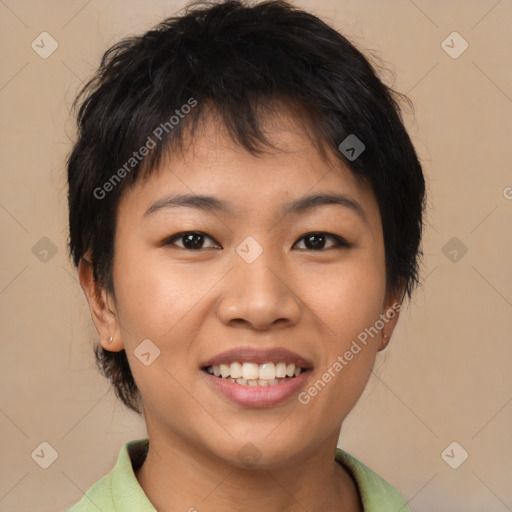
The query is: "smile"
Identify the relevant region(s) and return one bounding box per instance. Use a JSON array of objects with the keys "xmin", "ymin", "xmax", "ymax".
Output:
[
  {"xmin": 204, "ymin": 361, "xmax": 304, "ymax": 386},
  {"xmin": 200, "ymin": 347, "xmax": 313, "ymax": 406}
]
